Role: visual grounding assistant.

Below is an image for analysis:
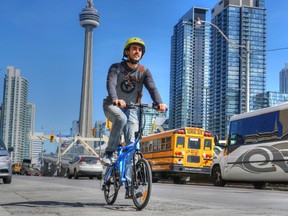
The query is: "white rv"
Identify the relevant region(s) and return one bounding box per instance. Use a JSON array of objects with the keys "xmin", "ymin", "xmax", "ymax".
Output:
[{"xmin": 211, "ymin": 102, "xmax": 288, "ymax": 189}]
